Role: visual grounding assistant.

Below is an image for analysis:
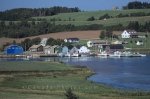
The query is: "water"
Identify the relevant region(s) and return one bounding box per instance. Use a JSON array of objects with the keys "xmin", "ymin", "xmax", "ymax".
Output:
[{"xmin": 0, "ymin": 56, "xmax": 150, "ymax": 91}]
